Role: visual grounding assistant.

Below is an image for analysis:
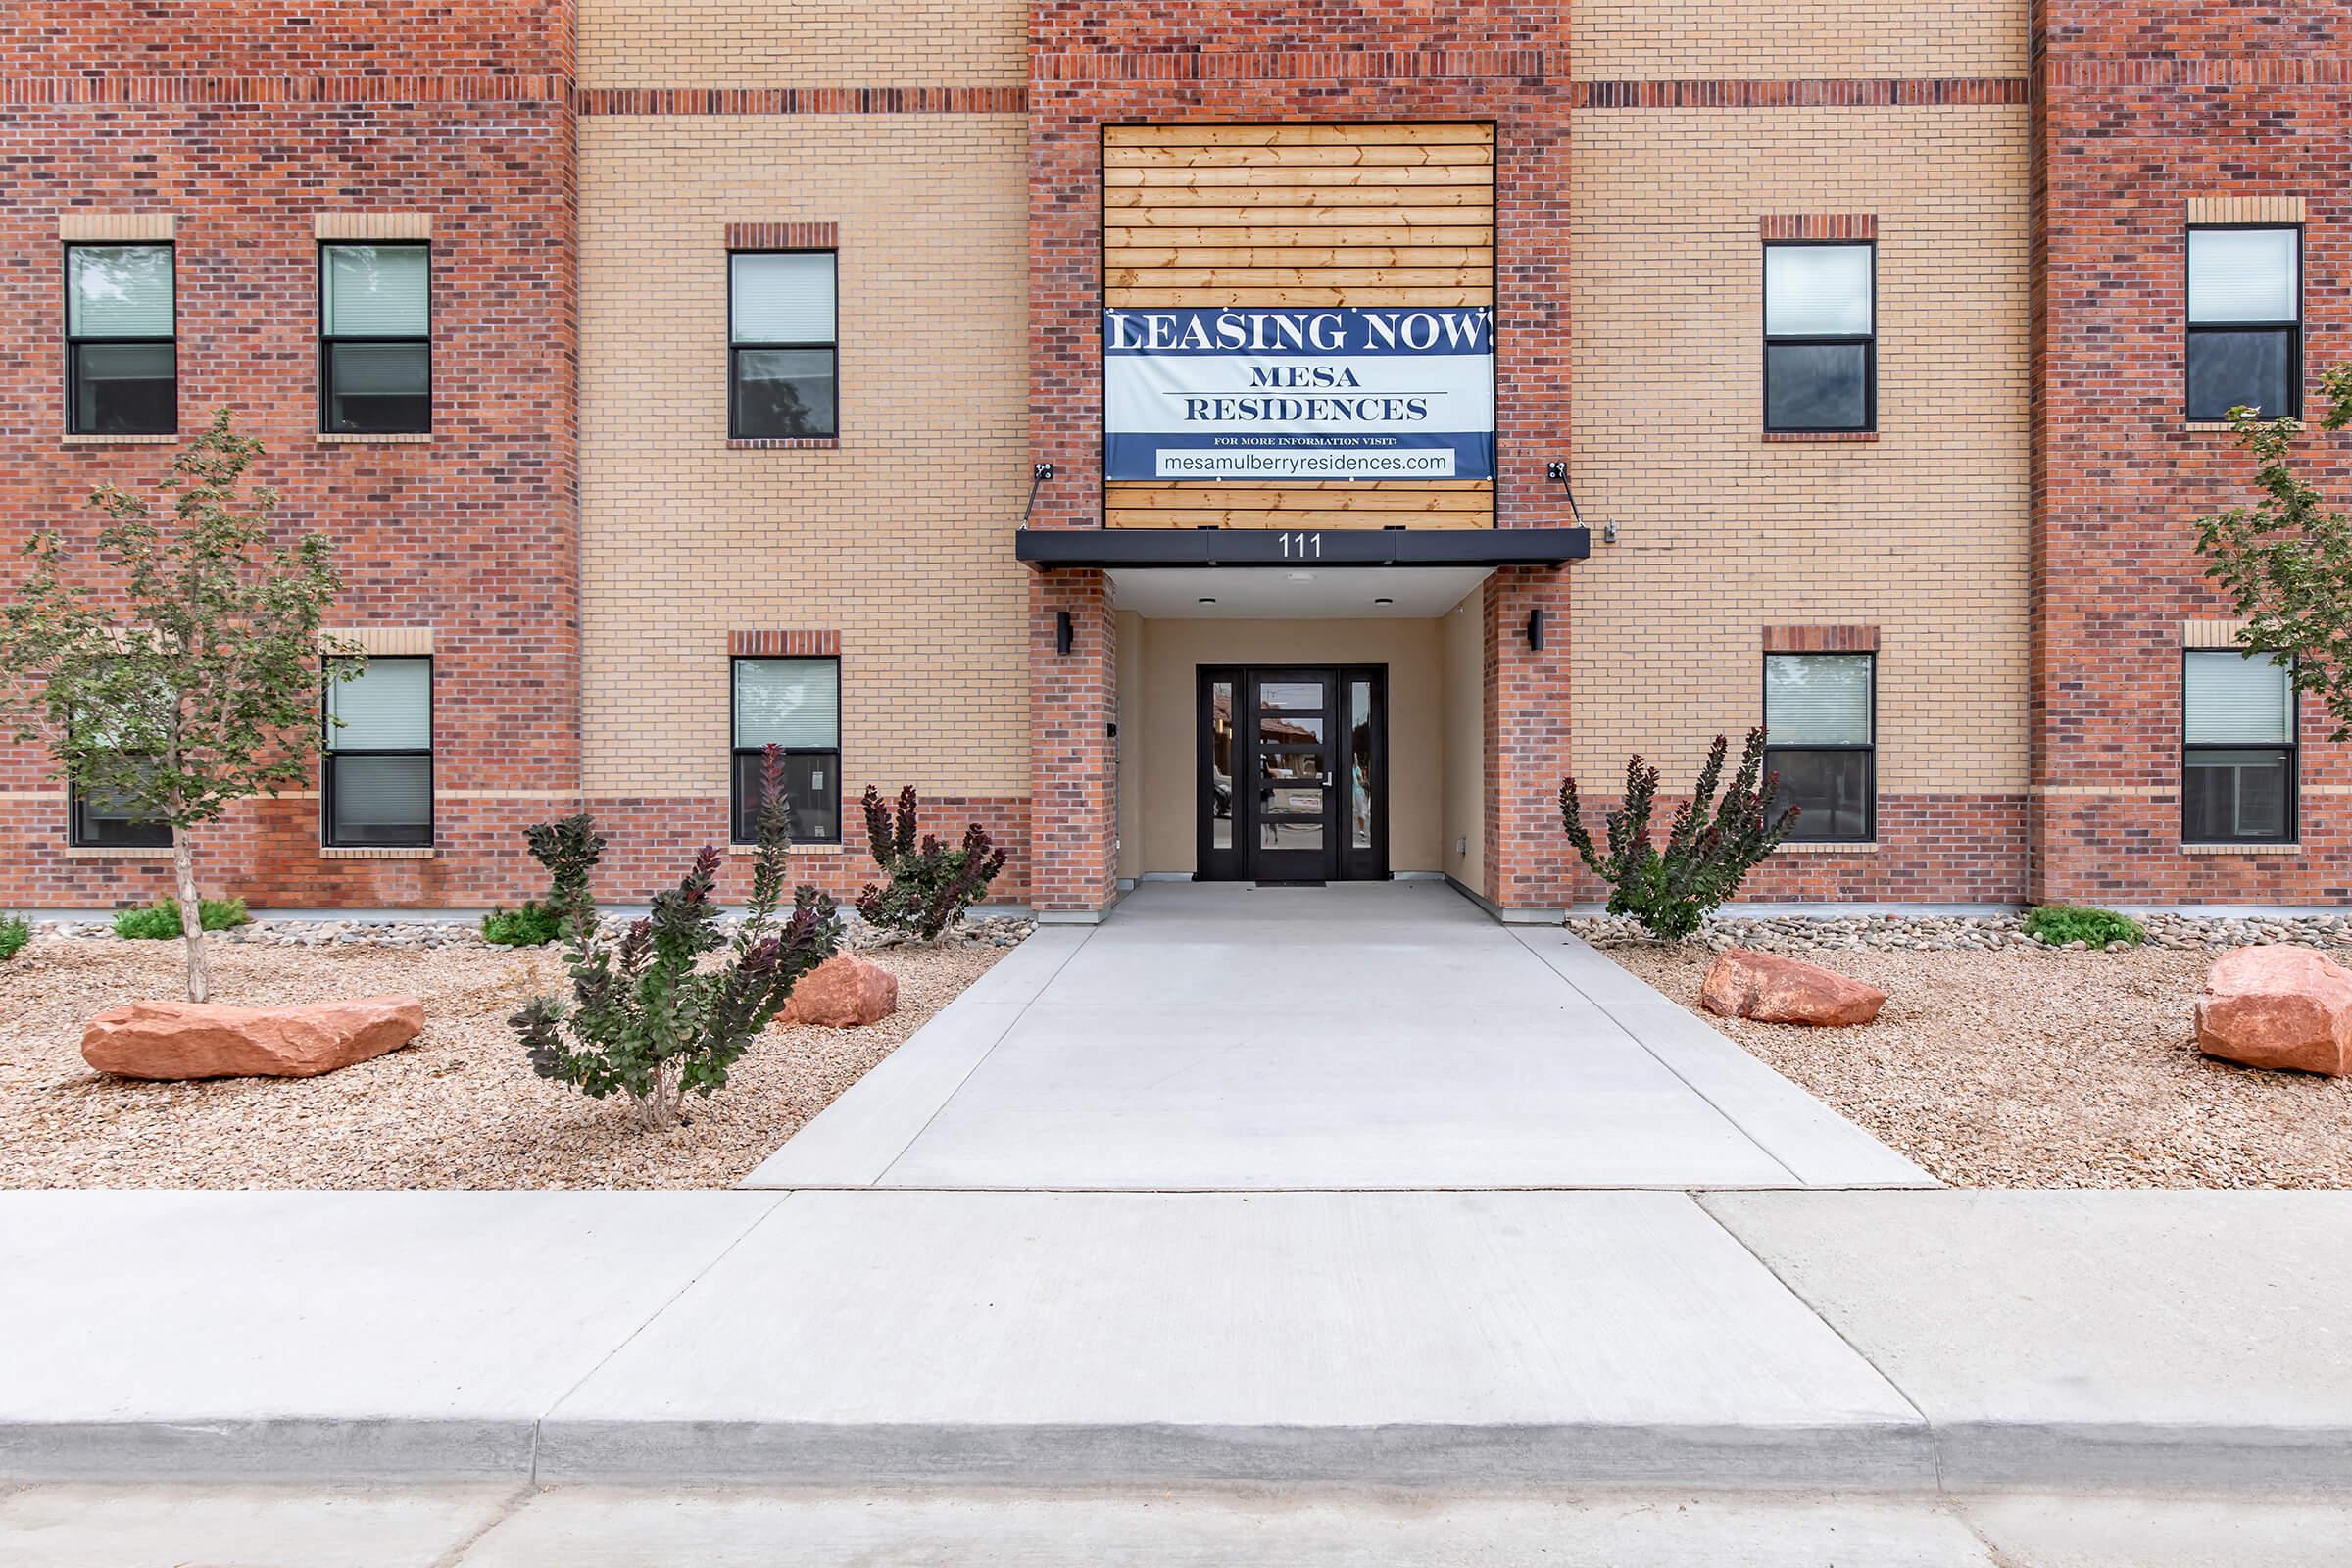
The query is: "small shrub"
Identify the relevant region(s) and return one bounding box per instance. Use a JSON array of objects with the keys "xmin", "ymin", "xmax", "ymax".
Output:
[
  {"xmin": 113, "ymin": 895, "xmax": 250, "ymax": 941},
  {"xmin": 2025, "ymin": 904, "xmax": 2146, "ymax": 948},
  {"xmin": 1559, "ymin": 729, "xmax": 1798, "ymax": 942},
  {"xmin": 855, "ymin": 784, "xmax": 1009, "ymax": 943},
  {"xmin": 482, "ymin": 812, "xmax": 607, "ymax": 948},
  {"xmin": 0, "ymin": 914, "xmax": 28, "ymax": 961},
  {"xmin": 512, "ymin": 748, "xmax": 840, "ymax": 1130}
]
